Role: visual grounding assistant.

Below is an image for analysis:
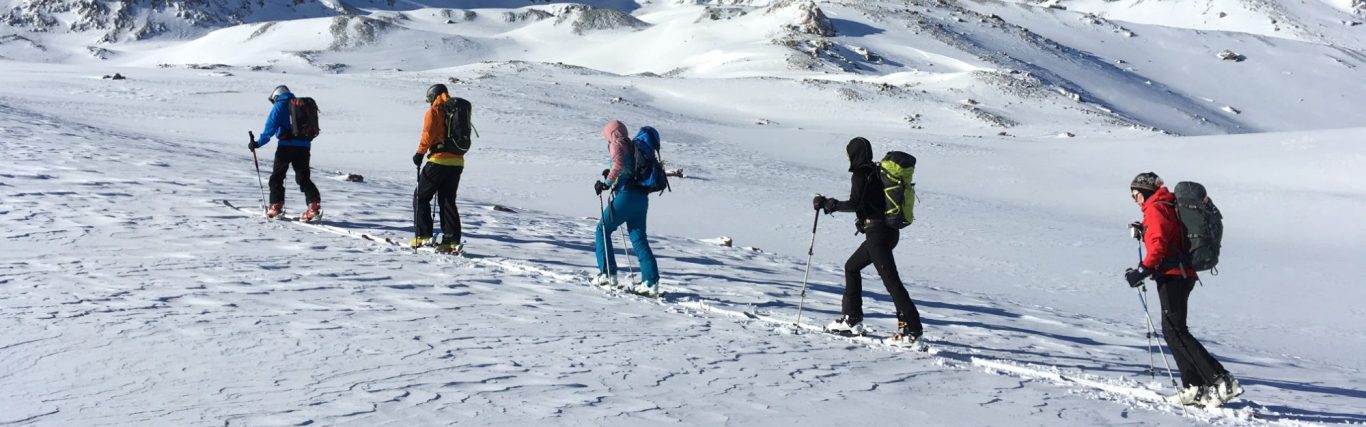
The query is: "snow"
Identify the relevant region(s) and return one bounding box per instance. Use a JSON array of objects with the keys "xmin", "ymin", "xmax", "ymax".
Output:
[{"xmin": 3, "ymin": 0, "xmax": 1366, "ymax": 425}]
